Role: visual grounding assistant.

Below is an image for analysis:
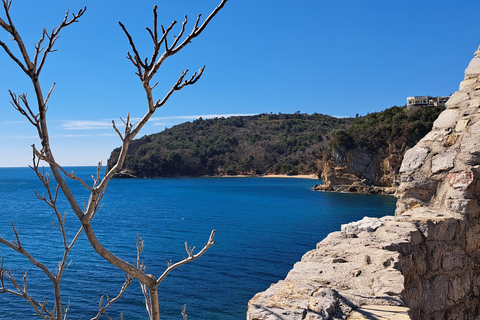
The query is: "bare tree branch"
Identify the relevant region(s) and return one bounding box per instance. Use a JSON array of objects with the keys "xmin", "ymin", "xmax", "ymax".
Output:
[
  {"xmin": 8, "ymin": 91, "xmax": 39, "ymax": 127},
  {"xmin": 31, "ymin": 145, "xmax": 93, "ymax": 192},
  {"xmin": 0, "ymin": 39, "xmax": 29, "ymax": 74},
  {"xmin": 154, "ymin": 66, "xmax": 205, "ymax": 109},
  {"xmin": 0, "ymin": 223, "xmax": 56, "ymax": 283},
  {"xmin": 44, "ymin": 83, "xmax": 56, "ymax": 106},
  {"xmin": 156, "ymin": 230, "xmax": 215, "ymax": 285},
  {"xmin": 35, "ymin": 7, "xmax": 86, "ymax": 75},
  {"xmin": 0, "ymin": 1, "xmax": 12, "ymax": 31},
  {"xmin": 182, "ymin": 304, "xmax": 188, "ymax": 320},
  {"xmin": 90, "ymin": 273, "xmax": 133, "ymax": 320},
  {"xmin": 0, "ymin": 258, "xmax": 55, "ymax": 319},
  {"xmin": 135, "ymin": 234, "xmax": 153, "ymax": 318}
]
